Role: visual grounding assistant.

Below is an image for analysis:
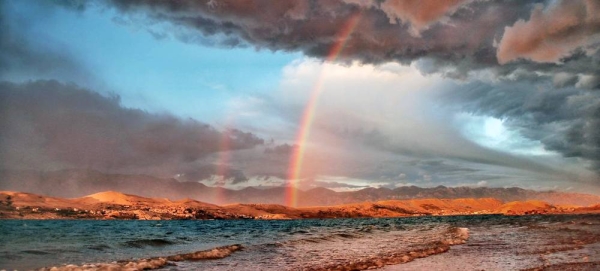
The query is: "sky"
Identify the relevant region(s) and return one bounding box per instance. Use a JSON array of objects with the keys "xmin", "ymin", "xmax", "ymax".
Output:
[{"xmin": 1, "ymin": 0, "xmax": 600, "ymax": 195}]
